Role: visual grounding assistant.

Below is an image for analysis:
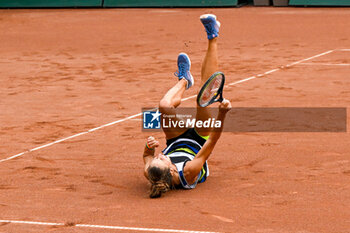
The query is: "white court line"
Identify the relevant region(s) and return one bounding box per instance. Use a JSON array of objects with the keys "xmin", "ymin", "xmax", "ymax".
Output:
[
  {"xmin": 0, "ymin": 220, "xmax": 219, "ymax": 233},
  {"xmin": 0, "ymin": 112, "xmax": 142, "ymax": 163},
  {"xmin": 299, "ymin": 62, "xmax": 350, "ymax": 66},
  {"xmin": 182, "ymin": 94, "xmax": 197, "ymax": 101},
  {"xmin": 0, "ymin": 220, "xmax": 63, "ymax": 226},
  {"xmin": 228, "ymin": 76, "xmax": 256, "ymax": 86},
  {"xmin": 0, "ymin": 49, "xmax": 337, "ymax": 163},
  {"xmin": 285, "ymin": 50, "xmax": 334, "ymax": 67},
  {"xmin": 264, "ymin": 68, "xmax": 280, "ymax": 75}
]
